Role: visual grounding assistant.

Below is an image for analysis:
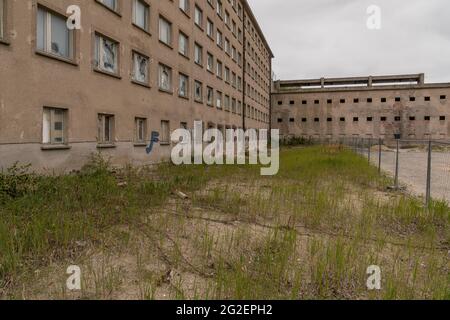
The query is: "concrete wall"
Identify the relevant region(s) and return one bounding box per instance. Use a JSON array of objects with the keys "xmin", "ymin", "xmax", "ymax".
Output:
[
  {"xmin": 272, "ymin": 80, "xmax": 450, "ymax": 141},
  {"xmin": 0, "ymin": 0, "xmax": 272, "ymax": 172}
]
